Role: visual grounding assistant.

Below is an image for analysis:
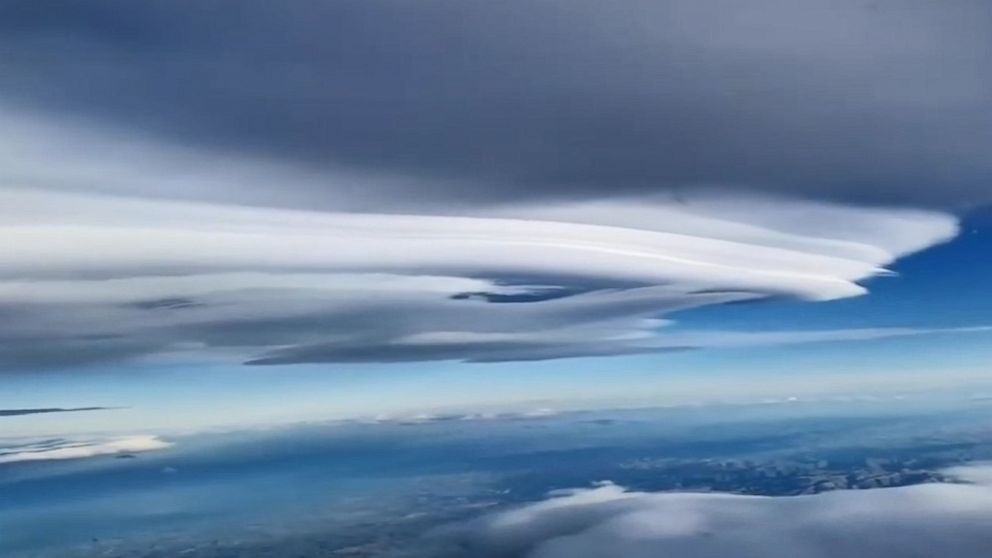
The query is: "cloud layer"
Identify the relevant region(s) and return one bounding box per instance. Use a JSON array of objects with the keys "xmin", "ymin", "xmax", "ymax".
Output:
[
  {"xmin": 0, "ymin": 435, "xmax": 171, "ymax": 464},
  {"xmin": 0, "ymin": 0, "xmax": 989, "ymax": 210},
  {"xmin": 0, "ymin": 184, "xmax": 964, "ymax": 370},
  {"xmin": 446, "ymin": 465, "xmax": 992, "ymax": 558}
]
